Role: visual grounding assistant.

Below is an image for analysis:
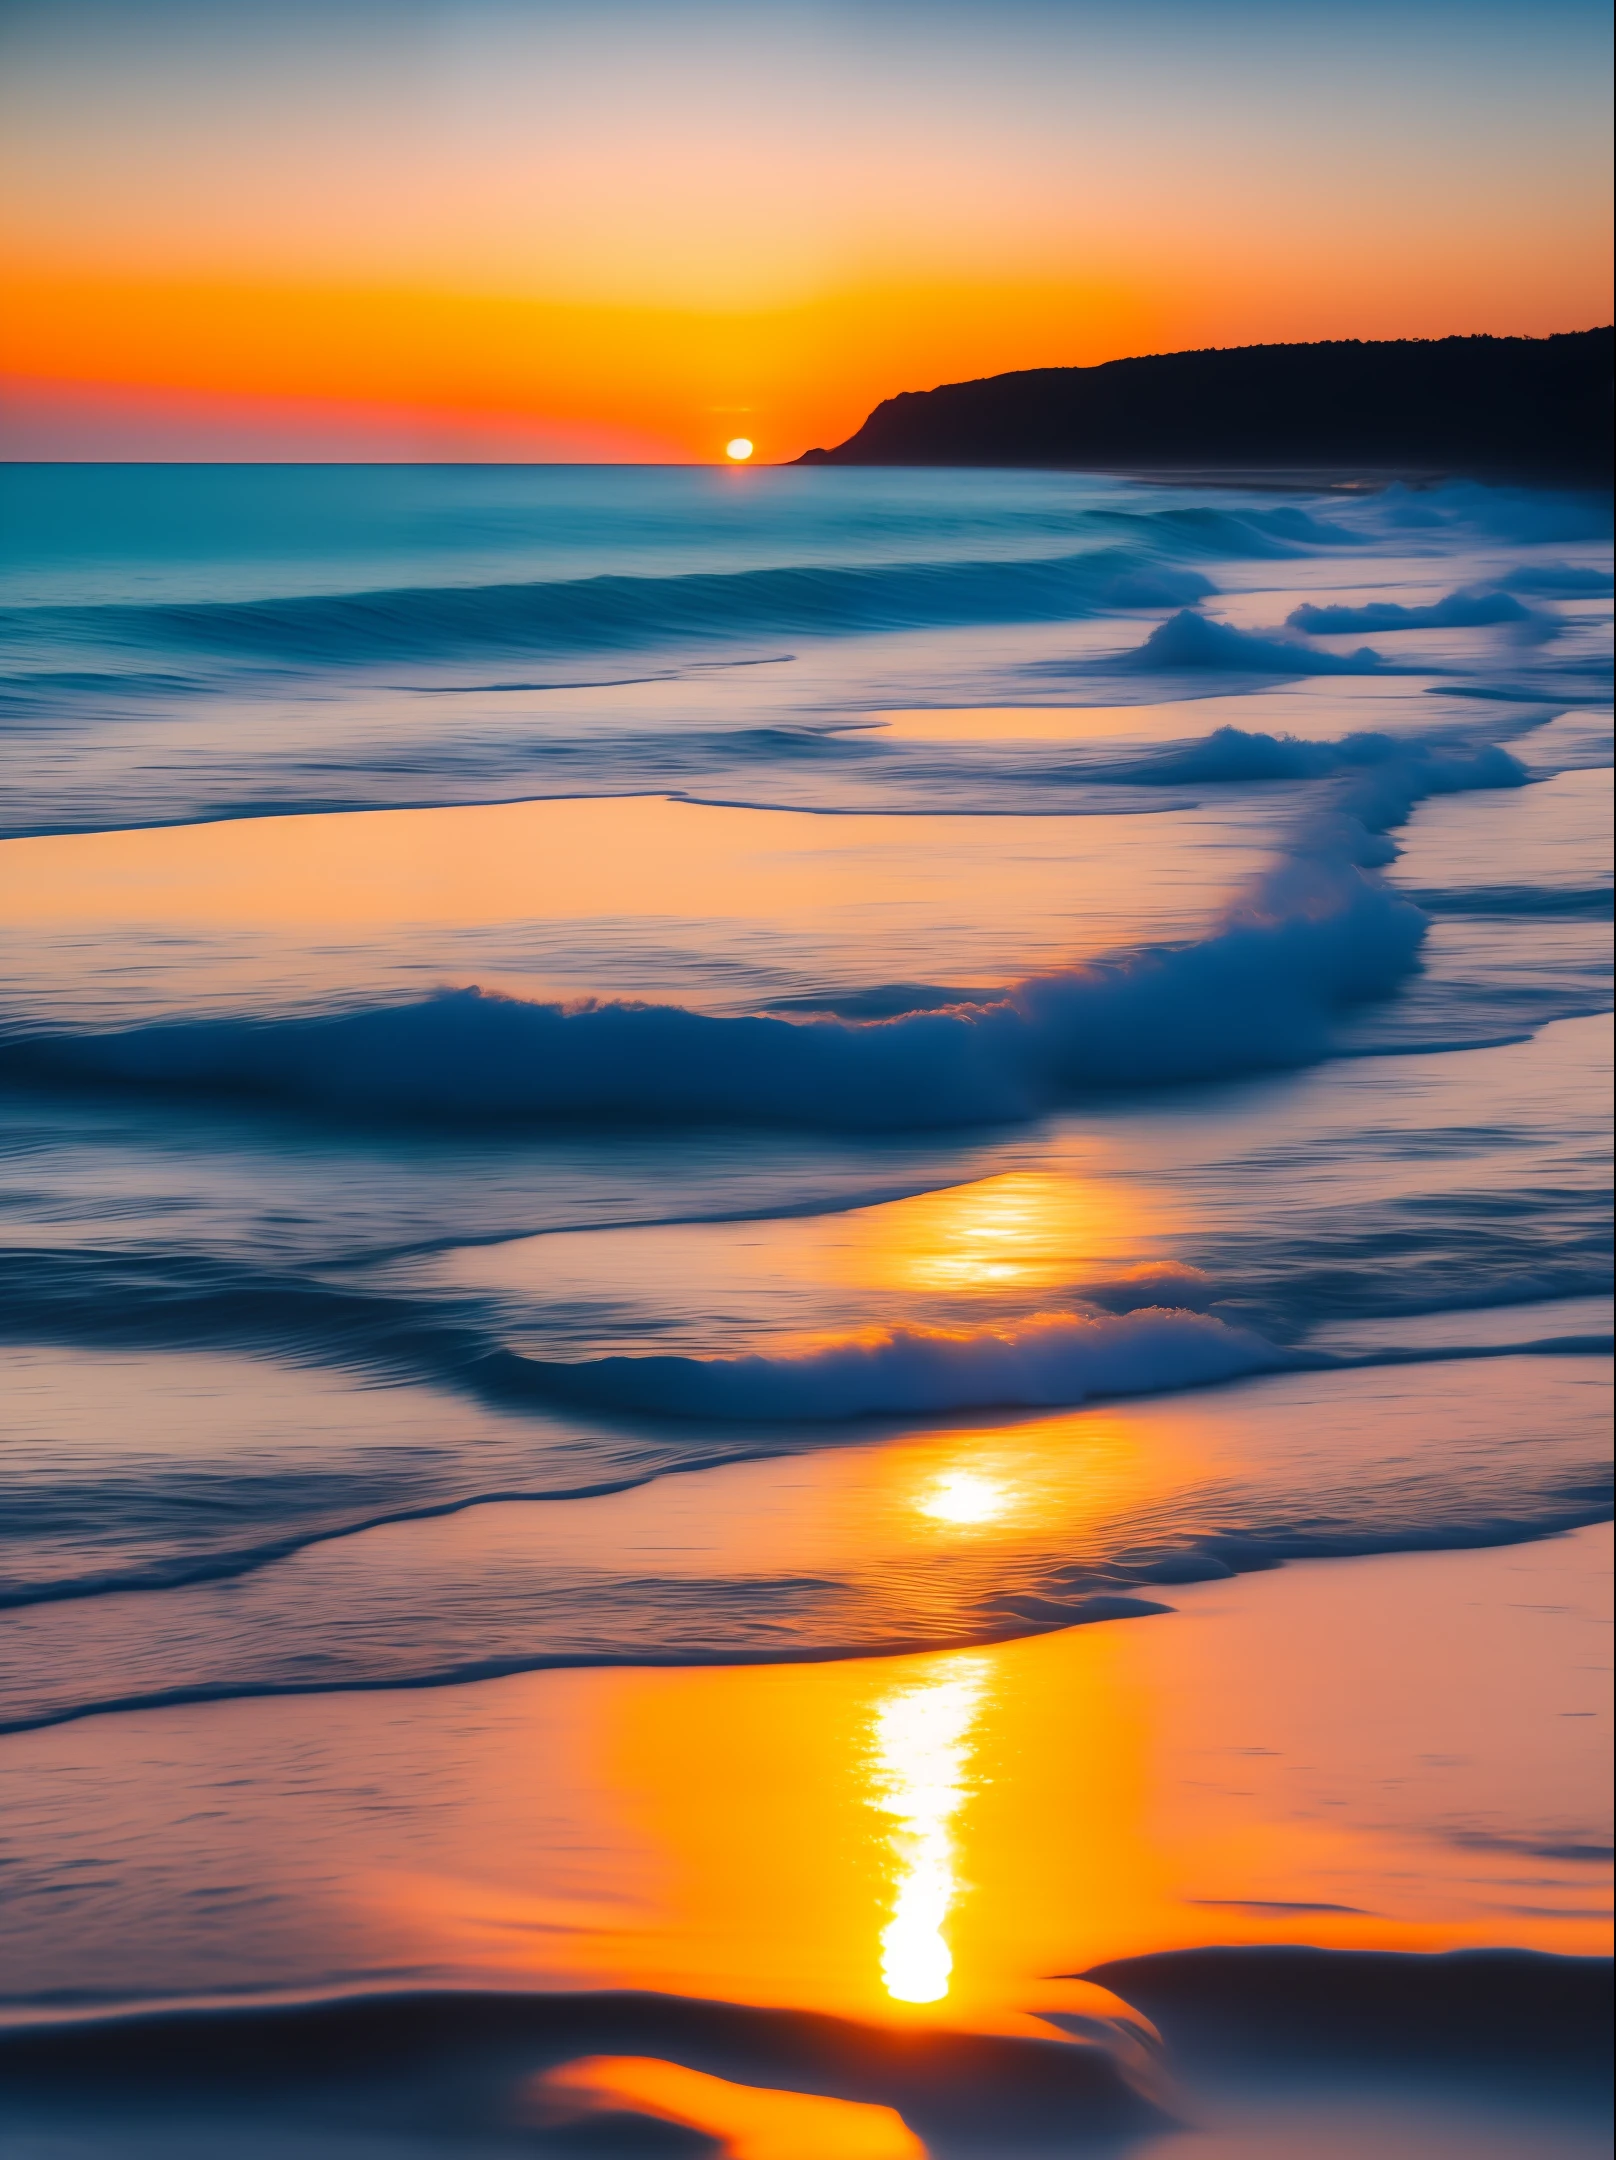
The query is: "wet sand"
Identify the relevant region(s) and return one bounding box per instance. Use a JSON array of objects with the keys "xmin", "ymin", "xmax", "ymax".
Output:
[{"xmin": 4, "ymin": 1523, "xmax": 1606, "ymax": 2023}]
